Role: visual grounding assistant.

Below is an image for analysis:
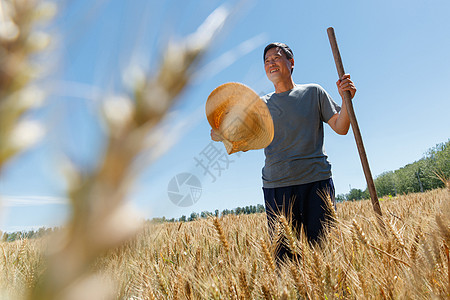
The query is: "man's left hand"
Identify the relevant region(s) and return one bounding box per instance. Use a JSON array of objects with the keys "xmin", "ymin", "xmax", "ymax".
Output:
[{"xmin": 336, "ymin": 74, "xmax": 356, "ymax": 99}]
